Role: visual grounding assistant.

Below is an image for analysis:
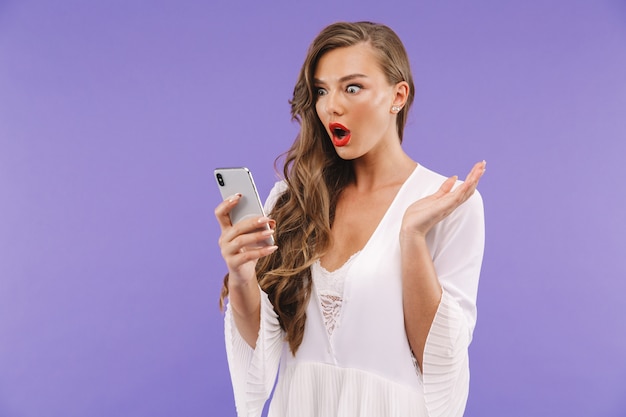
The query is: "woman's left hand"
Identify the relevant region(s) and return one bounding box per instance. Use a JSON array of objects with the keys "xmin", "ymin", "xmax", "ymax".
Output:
[{"xmin": 401, "ymin": 160, "xmax": 486, "ymax": 240}]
